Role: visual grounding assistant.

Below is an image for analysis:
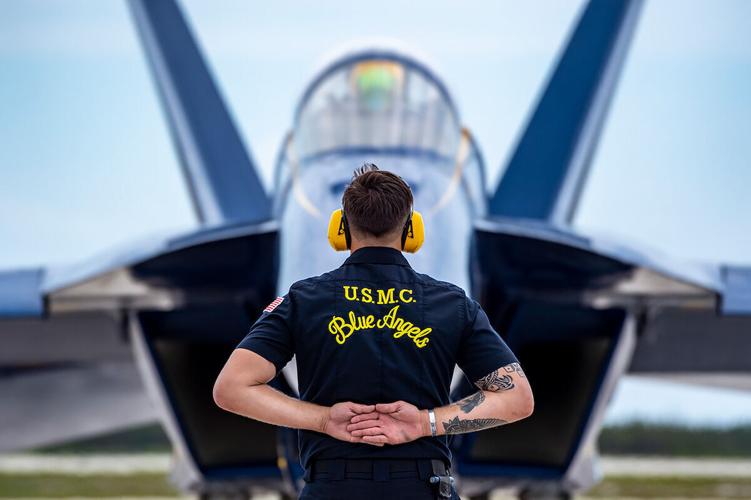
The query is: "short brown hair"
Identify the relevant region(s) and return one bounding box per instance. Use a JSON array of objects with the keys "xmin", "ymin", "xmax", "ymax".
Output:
[{"xmin": 342, "ymin": 163, "xmax": 413, "ymax": 238}]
